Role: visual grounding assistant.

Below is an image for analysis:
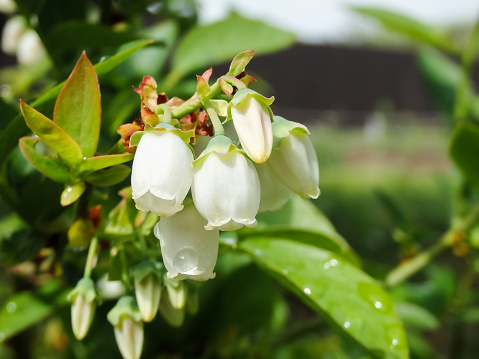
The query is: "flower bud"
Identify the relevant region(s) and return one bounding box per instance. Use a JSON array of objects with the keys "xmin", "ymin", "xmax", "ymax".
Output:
[
  {"xmin": 228, "ymin": 89, "xmax": 274, "ymax": 163},
  {"xmin": 1, "ymin": 16, "xmax": 25, "ymax": 54},
  {"xmin": 254, "ymin": 162, "xmax": 291, "ymax": 212},
  {"xmin": 107, "ymin": 296, "xmax": 143, "ymax": 359},
  {"xmin": 68, "ymin": 278, "xmax": 98, "ymax": 340},
  {"xmin": 268, "ymin": 117, "xmax": 320, "ymax": 199},
  {"xmin": 131, "ymin": 125, "xmax": 194, "ymax": 217},
  {"xmin": 154, "ymin": 203, "xmax": 219, "ymax": 281},
  {"xmin": 164, "ymin": 277, "xmax": 187, "ymax": 309},
  {"xmin": 192, "ymin": 136, "xmax": 260, "ymax": 231},
  {"xmin": 132, "ymin": 261, "xmax": 163, "ymax": 322},
  {"xmin": 17, "ymin": 30, "xmax": 45, "ymax": 66},
  {"xmin": 159, "ymin": 290, "xmax": 185, "ymax": 327}
]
